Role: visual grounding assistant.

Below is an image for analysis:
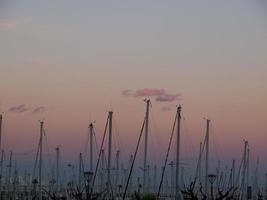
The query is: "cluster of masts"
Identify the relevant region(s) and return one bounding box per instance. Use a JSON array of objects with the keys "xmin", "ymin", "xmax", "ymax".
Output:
[{"xmin": 0, "ymin": 101, "xmax": 266, "ymax": 200}]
